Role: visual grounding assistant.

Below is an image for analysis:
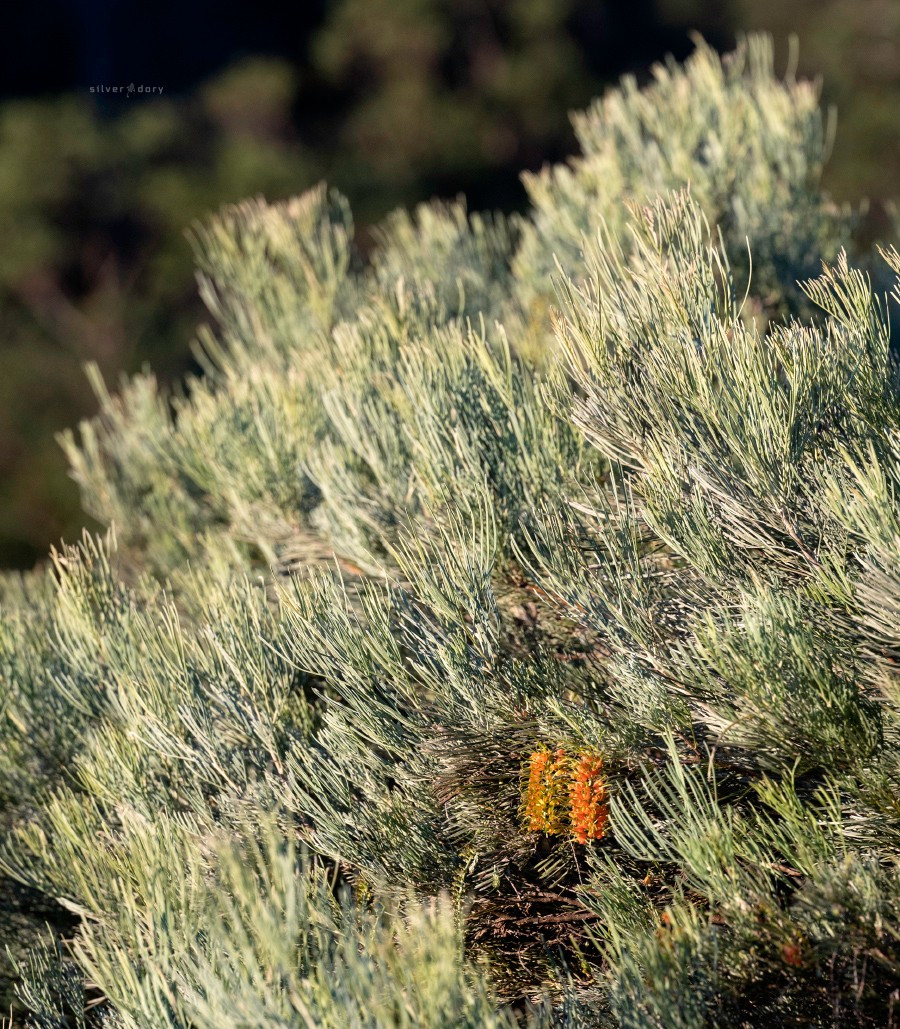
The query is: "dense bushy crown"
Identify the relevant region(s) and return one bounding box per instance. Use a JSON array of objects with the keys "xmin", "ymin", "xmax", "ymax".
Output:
[{"xmin": 3, "ymin": 36, "xmax": 900, "ymax": 1026}]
